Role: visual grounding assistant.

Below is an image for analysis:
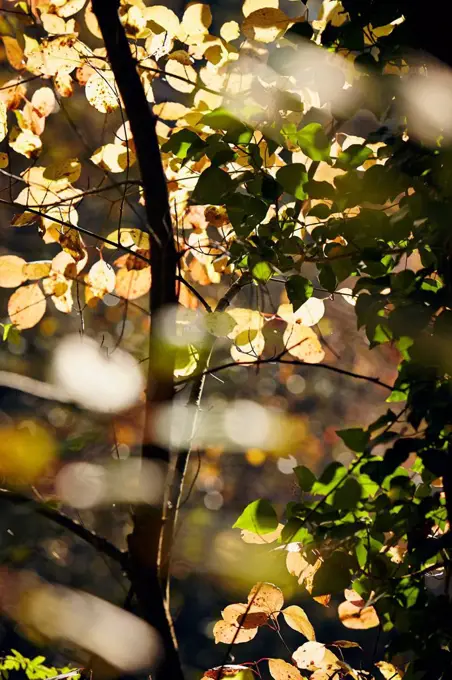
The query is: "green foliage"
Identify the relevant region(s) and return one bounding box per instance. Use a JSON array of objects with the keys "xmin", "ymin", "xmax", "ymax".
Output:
[
  {"xmin": 233, "ymin": 499, "xmax": 278, "ymax": 534},
  {"xmin": 0, "ymin": 651, "xmax": 79, "ymax": 680}
]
